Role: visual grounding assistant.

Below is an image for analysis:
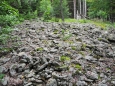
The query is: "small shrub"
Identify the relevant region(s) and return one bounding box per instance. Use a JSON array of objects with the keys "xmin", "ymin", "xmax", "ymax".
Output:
[
  {"xmin": 60, "ymin": 55, "xmax": 70, "ymax": 61},
  {"xmin": 0, "ymin": 1, "xmax": 19, "ymax": 16},
  {"xmin": 78, "ymin": 19, "xmax": 87, "ymax": 23},
  {"xmin": 0, "ymin": 27, "xmax": 12, "ymax": 44},
  {"xmin": 75, "ymin": 64, "xmax": 82, "ymax": 70},
  {"xmin": 20, "ymin": 10, "xmax": 38, "ymax": 20},
  {"xmin": 36, "ymin": 47, "xmax": 44, "ymax": 52},
  {"xmin": 0, "ymin": 15, "xmax": 19, "ymax": 27}
]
